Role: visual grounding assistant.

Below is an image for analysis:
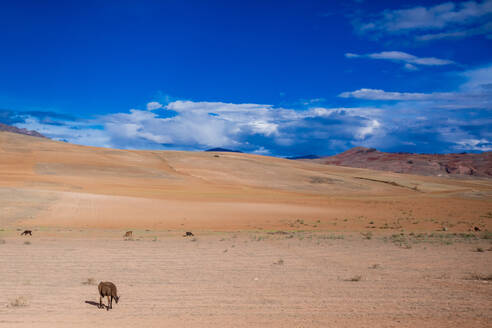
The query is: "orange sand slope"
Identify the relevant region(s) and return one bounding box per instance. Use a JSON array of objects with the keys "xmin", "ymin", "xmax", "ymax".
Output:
[{"xmin": 0, "ymin": 131, "xmax": 491, "ymax": 231}]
